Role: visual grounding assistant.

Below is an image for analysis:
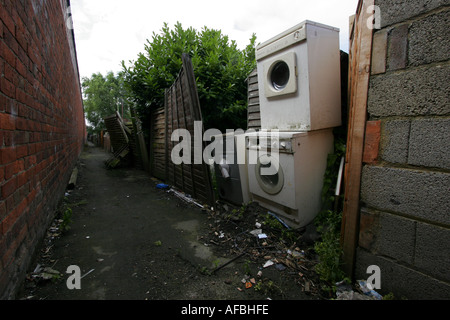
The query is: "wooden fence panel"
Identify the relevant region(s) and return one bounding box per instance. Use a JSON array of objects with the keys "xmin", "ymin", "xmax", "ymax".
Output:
[
  {"xmin": 150, "ymin": 54, "xmax": 214, "ymax": 207},
  {"xmin": 150, "ymin": 107, "xmax": 167, "ymax": 181},
  {"xmin": 247, "ymin": 69, "xmax": 261, "ymax": 130}
]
